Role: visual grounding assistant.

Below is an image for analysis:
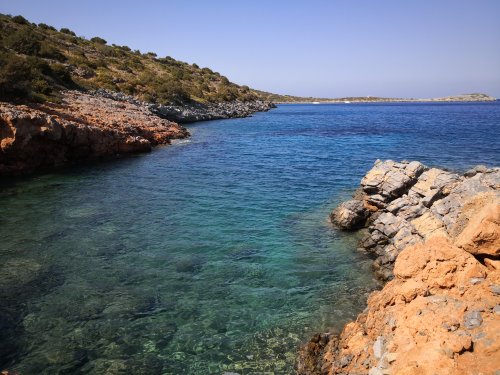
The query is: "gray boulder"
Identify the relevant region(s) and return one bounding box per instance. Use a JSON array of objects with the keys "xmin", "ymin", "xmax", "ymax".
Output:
[{"xmin": 330, "ymin": 199, "xmax": 369, "ymax": 230}]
